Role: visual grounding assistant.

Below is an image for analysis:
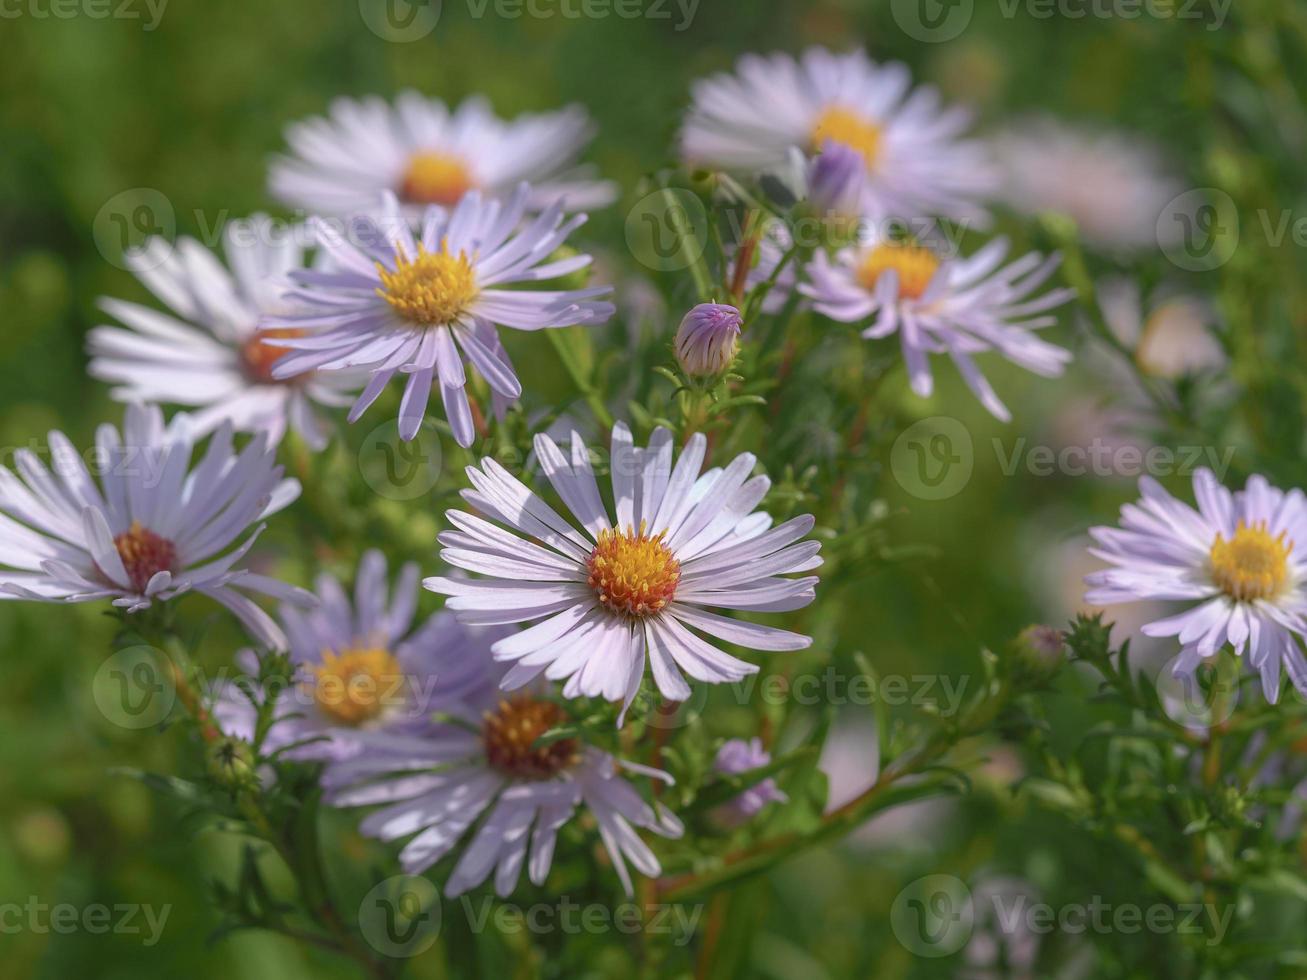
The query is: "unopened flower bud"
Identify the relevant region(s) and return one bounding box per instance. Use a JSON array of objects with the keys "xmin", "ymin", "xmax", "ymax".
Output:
[
  {"xmin": 207, "ymin": 736, "xmax": 258, "ymax": 791},
  {"xmin": 807, "ymin": 141, "xmax": 866, "ymax": 218},
  {"xmin": 675, "ymin": 303, "xmax": 742, "ymax": 377},
  {"xmin": 1009, "ymin": 624, "xmax": 1067, "ymax": 685}
]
